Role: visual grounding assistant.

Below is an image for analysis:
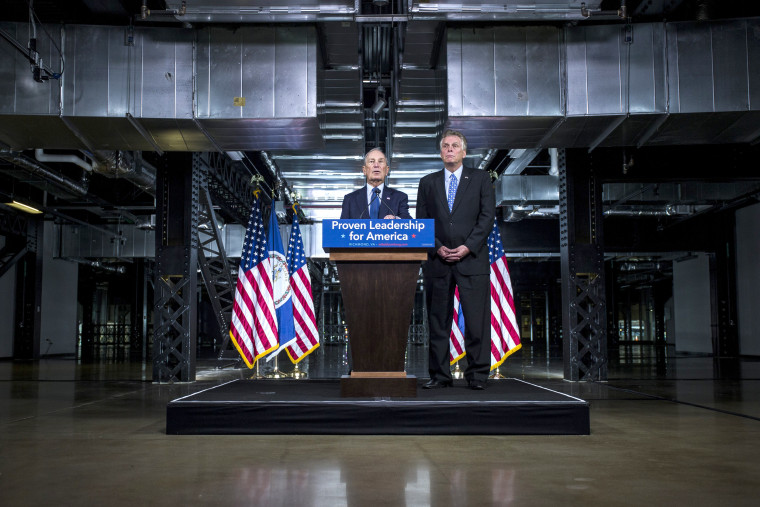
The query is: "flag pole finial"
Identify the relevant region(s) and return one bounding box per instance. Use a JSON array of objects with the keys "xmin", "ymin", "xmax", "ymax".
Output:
[
  {"xmin": 250, "ymin": 174, "xmax": 265, "ymax": 199},
  {"xmin": 290, "ymin": 191, "xmax": 301, "ymax": 213}
]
